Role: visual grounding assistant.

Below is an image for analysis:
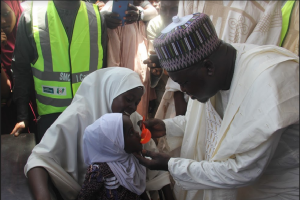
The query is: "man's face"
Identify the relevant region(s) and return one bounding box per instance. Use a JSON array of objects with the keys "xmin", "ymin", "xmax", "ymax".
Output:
[
  {"xmin": 160, "ymin": 1, "xmax": 179, "ymax": 25},
  {"xmin": 168, "ymin": 63, "xmax": 219, "ymax": 103}
]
